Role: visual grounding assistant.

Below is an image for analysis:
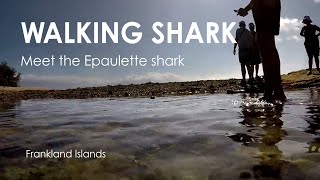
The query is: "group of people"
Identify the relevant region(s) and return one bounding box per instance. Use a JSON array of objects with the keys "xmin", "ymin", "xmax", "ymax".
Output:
[
  {"xmin": 234, "ymin": 0, "xmax": 320, "ymax": 103},
  {"xmin": 233, "ymin": 21, "xmax": 261, "ymax": 85}
]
